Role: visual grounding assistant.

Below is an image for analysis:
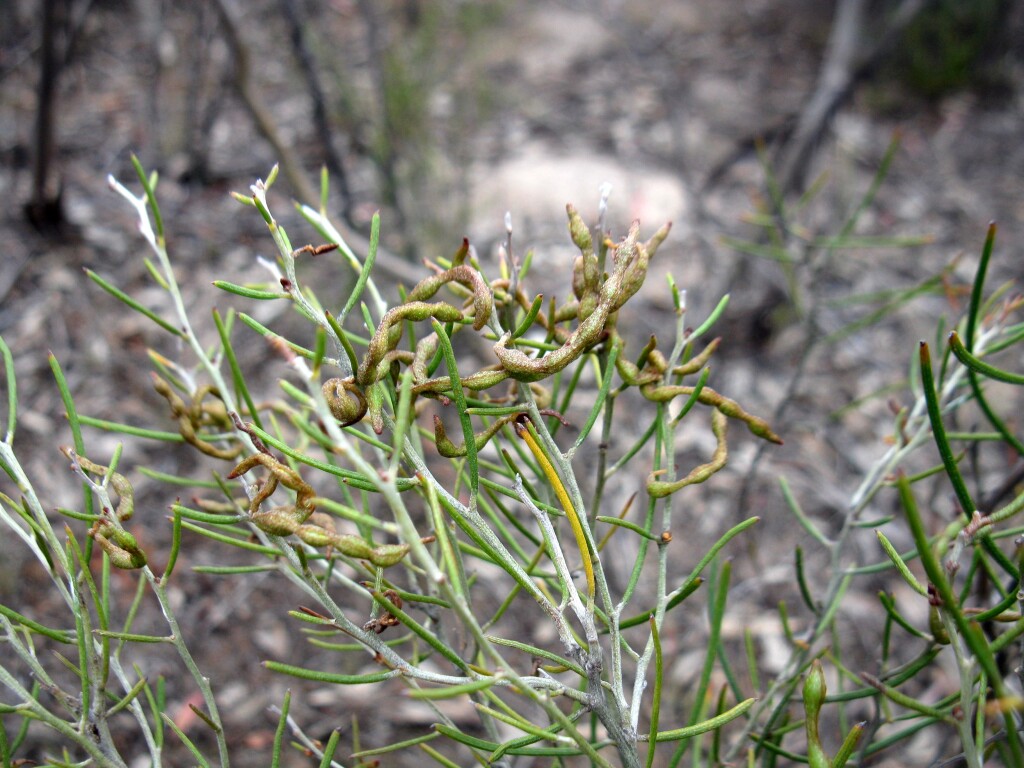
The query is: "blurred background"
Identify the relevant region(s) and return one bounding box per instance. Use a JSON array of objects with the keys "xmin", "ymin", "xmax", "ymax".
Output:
[{"xmin": 2, "ymin": 0, "xmax": 1024, "ymax": 764}]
